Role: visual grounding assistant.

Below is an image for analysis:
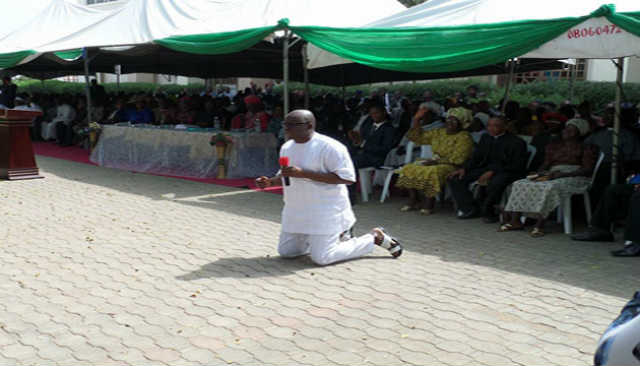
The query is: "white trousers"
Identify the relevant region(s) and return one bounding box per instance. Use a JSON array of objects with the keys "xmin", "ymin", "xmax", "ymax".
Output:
[{"xmin": 278, "ymin": 231, "xmax": 375, "ymax": 266}]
